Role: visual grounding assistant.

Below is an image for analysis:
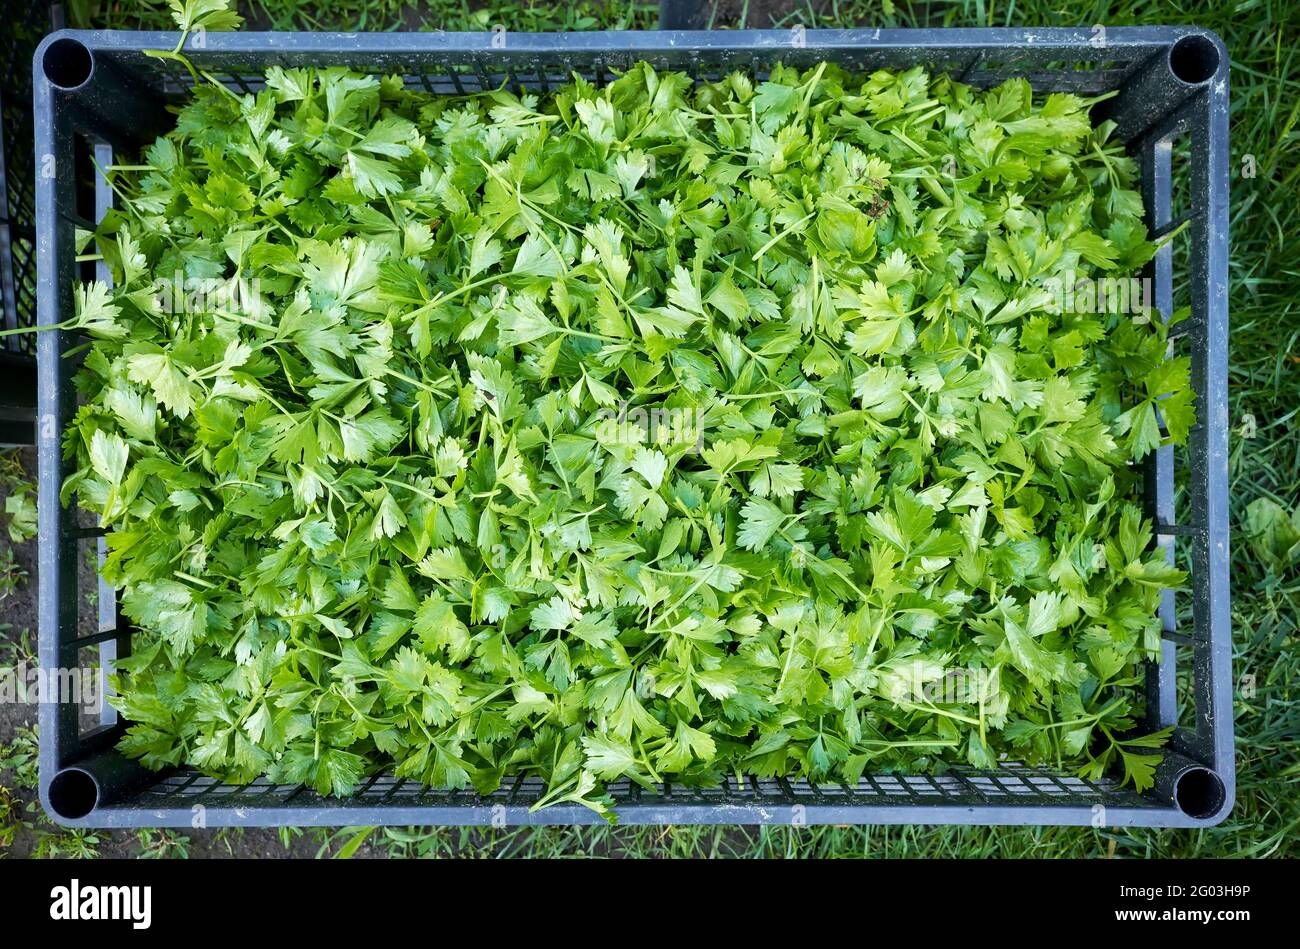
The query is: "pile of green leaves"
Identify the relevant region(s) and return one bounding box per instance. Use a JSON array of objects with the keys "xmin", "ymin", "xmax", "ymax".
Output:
[{"xmin": 63, "ymin": 54, "xmax": 1192, "ymax": 814}]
